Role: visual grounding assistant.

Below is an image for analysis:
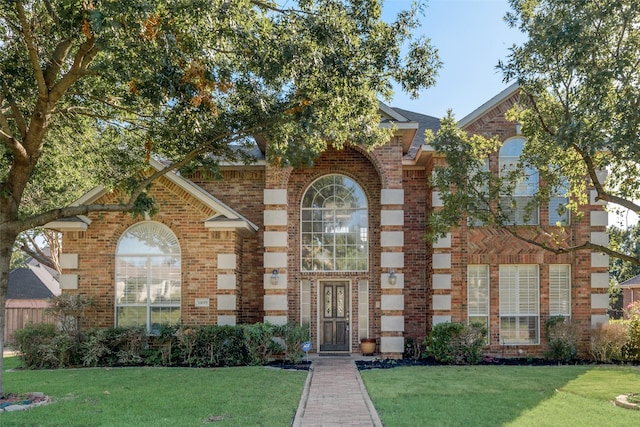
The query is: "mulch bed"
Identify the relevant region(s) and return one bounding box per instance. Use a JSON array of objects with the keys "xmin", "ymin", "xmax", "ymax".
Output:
[
  {"xmin": 0, "ymin": 392, "xmax": 49, "ymax": 412},
  {"xmin": 354, "ymin": 356, "xmax": 606, "ymax": 370}
]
